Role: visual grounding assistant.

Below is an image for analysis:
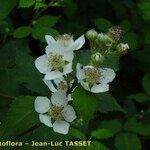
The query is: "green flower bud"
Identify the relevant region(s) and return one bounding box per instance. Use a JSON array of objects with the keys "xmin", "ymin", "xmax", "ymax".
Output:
[
  {"xmin": 117, "ymin": 43, "xmax": 129, "ymax": 55},
  {"xmin": 86, "ymin": 29, "xmax": 98, "ymax": 40},
  {"xmin": 97, "ymin": 33, "xmax": 113, "ymax": 47},
  {"xmin": 91, "ymin": 52, "xmax": 104, "ymax": 65}
]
